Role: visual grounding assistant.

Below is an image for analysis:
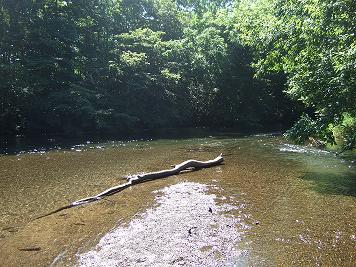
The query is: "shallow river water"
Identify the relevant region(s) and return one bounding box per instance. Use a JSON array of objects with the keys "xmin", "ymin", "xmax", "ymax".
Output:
[{"xmin": 0, "ymin": 133, "xmax": 355, "ymax": 266}]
